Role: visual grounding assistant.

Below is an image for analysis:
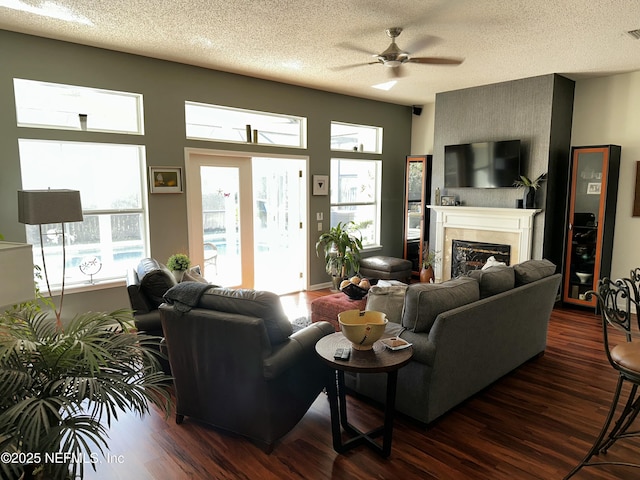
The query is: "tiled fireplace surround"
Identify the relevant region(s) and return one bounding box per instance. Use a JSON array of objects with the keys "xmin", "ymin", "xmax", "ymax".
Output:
[{"xmin": 429, "ymin": 206, "xmax": 541, "ymax": 283}]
